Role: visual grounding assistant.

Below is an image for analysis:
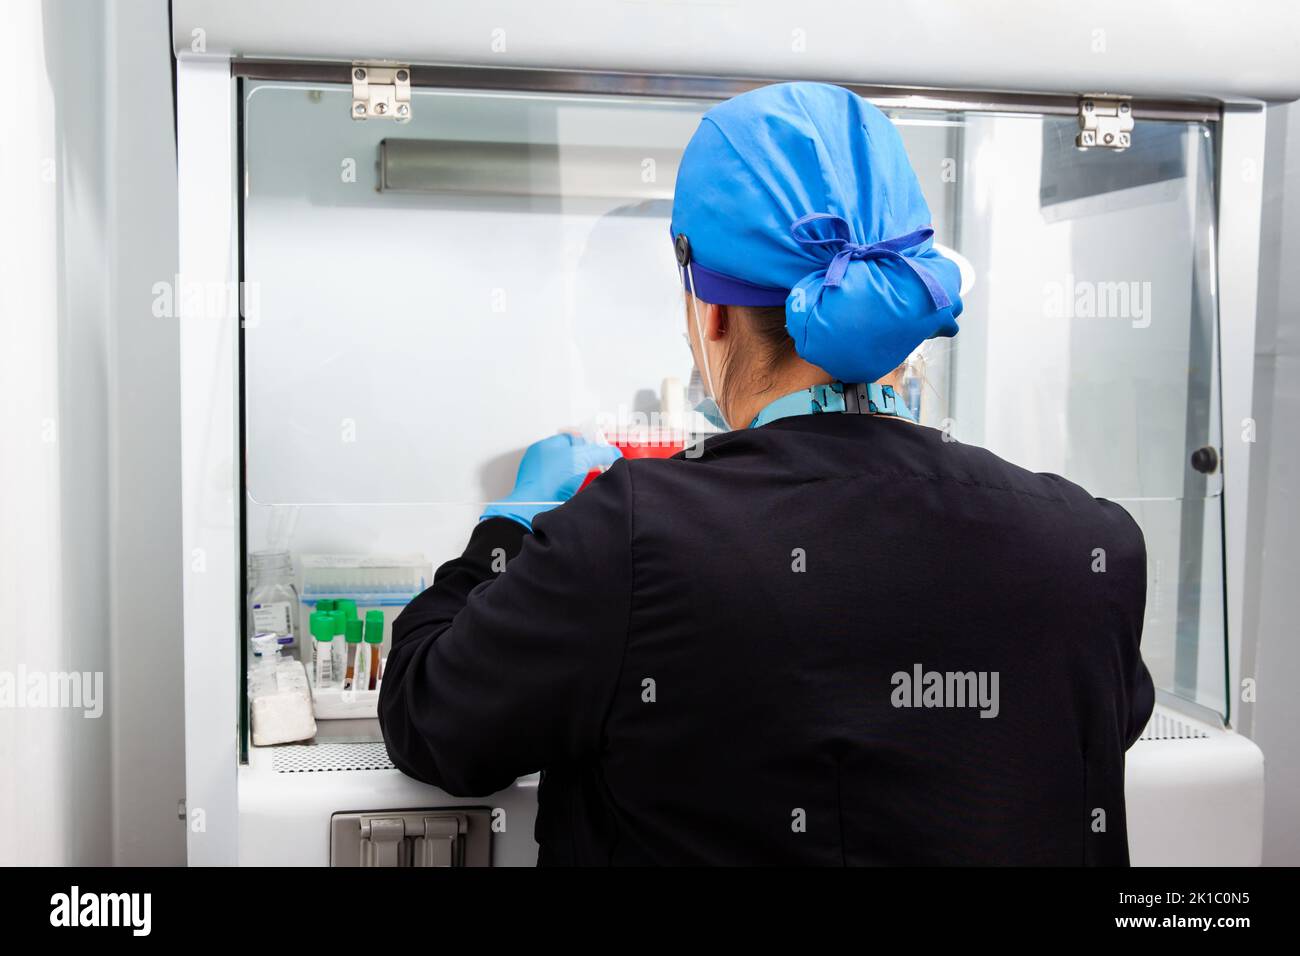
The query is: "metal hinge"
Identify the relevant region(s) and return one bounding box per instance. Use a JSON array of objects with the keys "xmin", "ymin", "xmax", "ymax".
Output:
[
  {"xmin": 1076, "ymin": 96, "xmax": 1133, "ymax": 151},
  {"xmin": 351, "ymin": 63, "xmax": 412, "ymax": 122}
]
